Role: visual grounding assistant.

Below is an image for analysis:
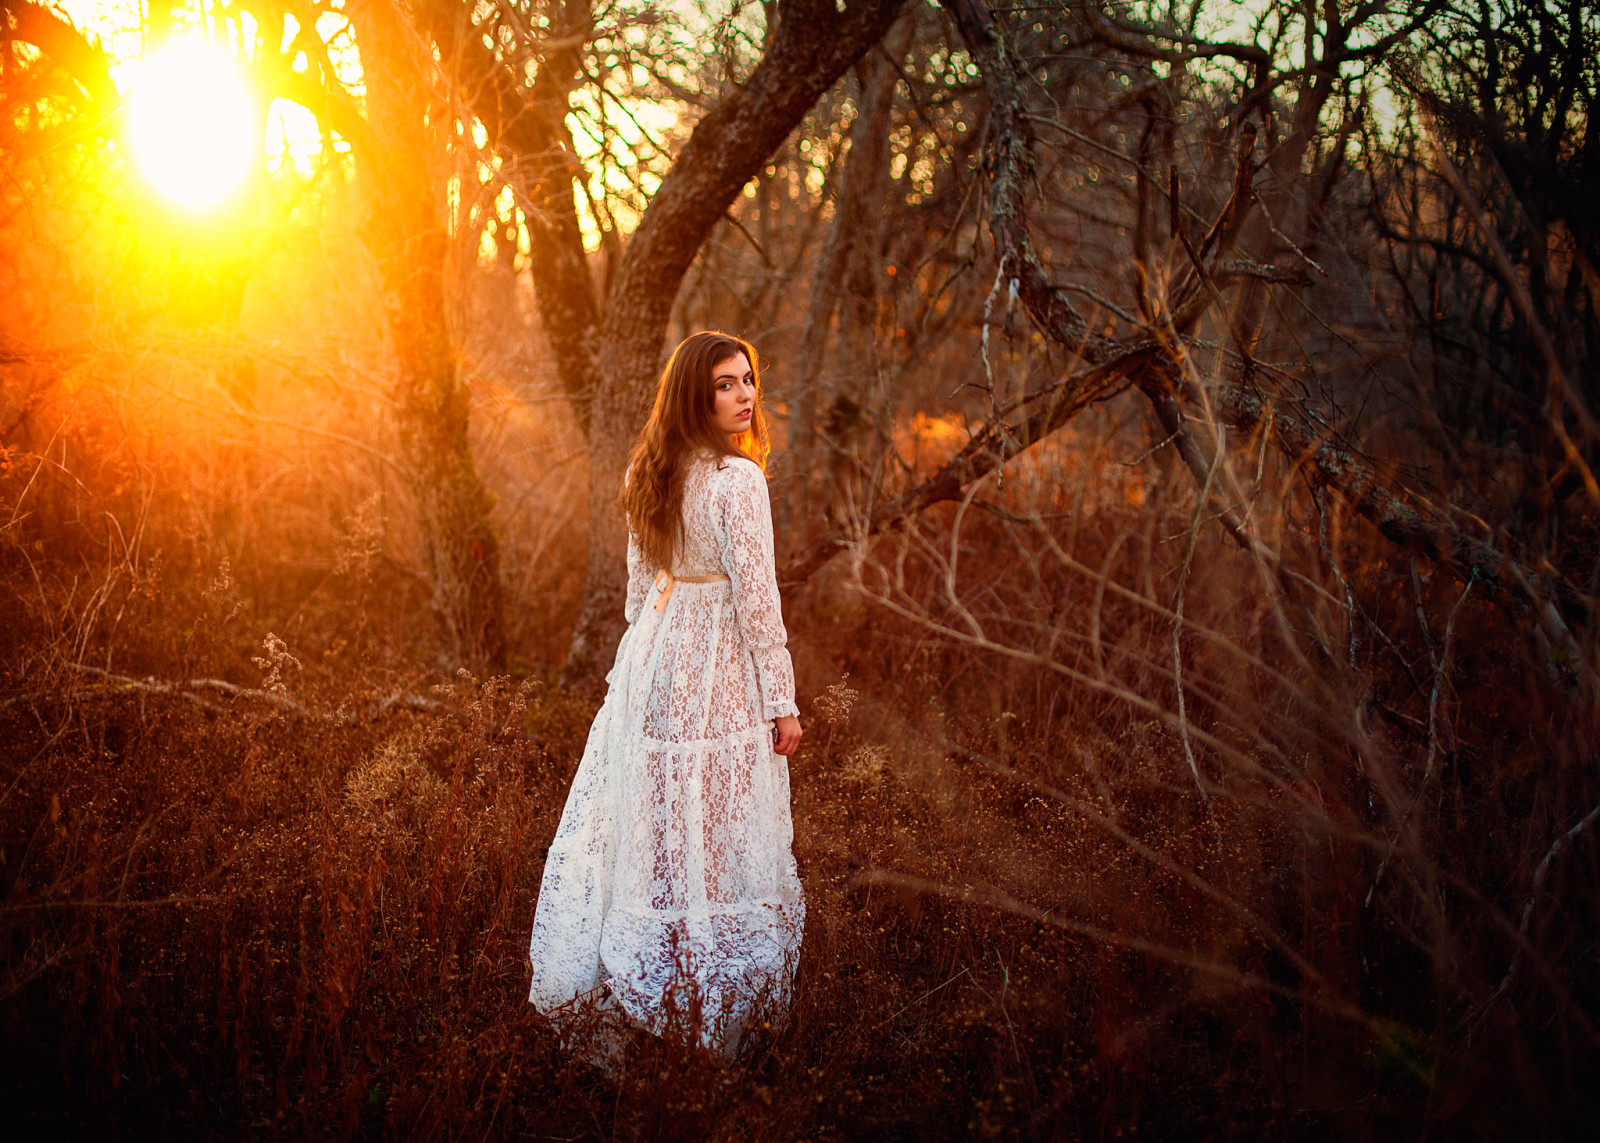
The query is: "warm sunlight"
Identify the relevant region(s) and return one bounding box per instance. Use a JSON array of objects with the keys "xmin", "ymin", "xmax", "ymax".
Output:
[
  {"xmin": 126, "ymin": 37, "xmax": 259, "ymax": 210},
  {"xmin": 265, "ymin": 97, "xmax": 325, "ymax": 176},
  {"xmin": 13, "ymin": 4, "xmax": 1598, "ymax": 1135}
]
